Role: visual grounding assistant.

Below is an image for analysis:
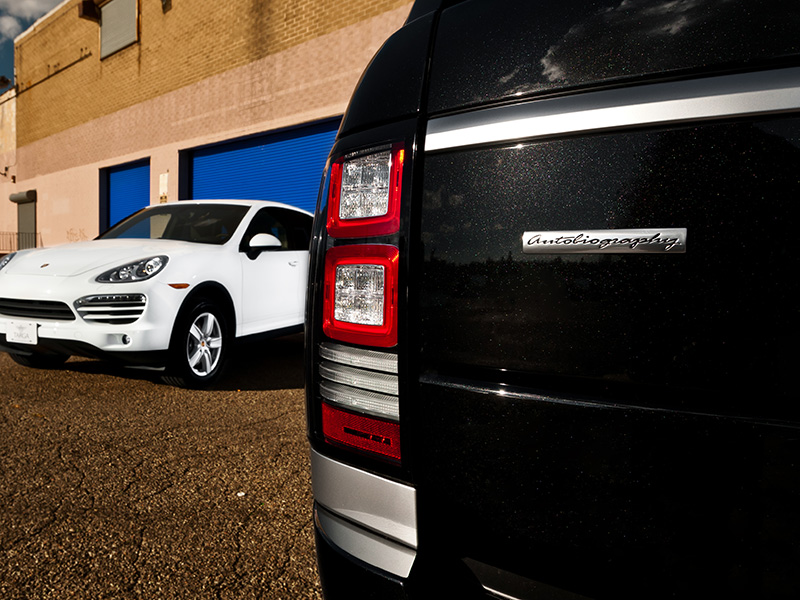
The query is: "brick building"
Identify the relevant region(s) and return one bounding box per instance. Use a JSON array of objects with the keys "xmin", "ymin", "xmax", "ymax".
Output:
[{"xmin": 0, "ymin": 0, "xmax": 411, "ymax": 251}]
